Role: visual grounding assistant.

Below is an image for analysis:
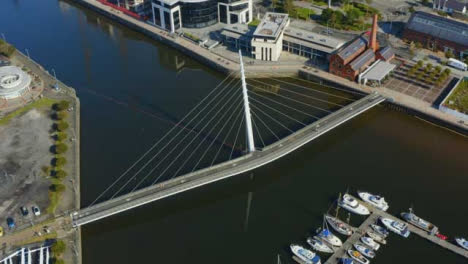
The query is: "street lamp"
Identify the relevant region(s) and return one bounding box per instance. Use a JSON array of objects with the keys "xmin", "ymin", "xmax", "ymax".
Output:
[
  {"xmin": 51, "ymin": 68, "xmax": 60, "ymax": 91},
  {"xmin": 1, "ymin": 33, "xmax": 5, "ymax": 41},
  {"xmin": 25, "ymin": 48, "xmax": 30, "ymax": 59}
]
